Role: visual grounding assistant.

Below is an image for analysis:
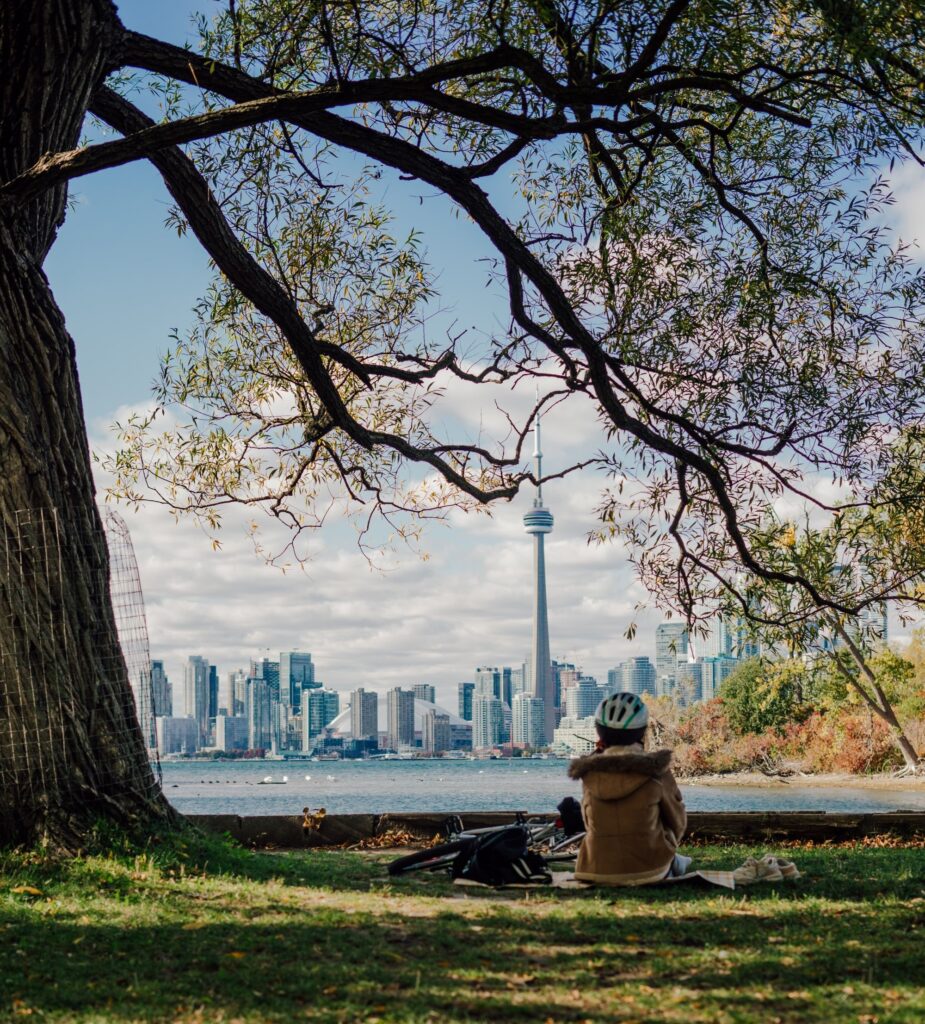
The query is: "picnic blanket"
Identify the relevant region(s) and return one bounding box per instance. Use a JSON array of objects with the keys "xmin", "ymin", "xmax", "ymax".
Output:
[{"xmin": 453, "ymin": 855, "xmax": 799, "ymax": 892}]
